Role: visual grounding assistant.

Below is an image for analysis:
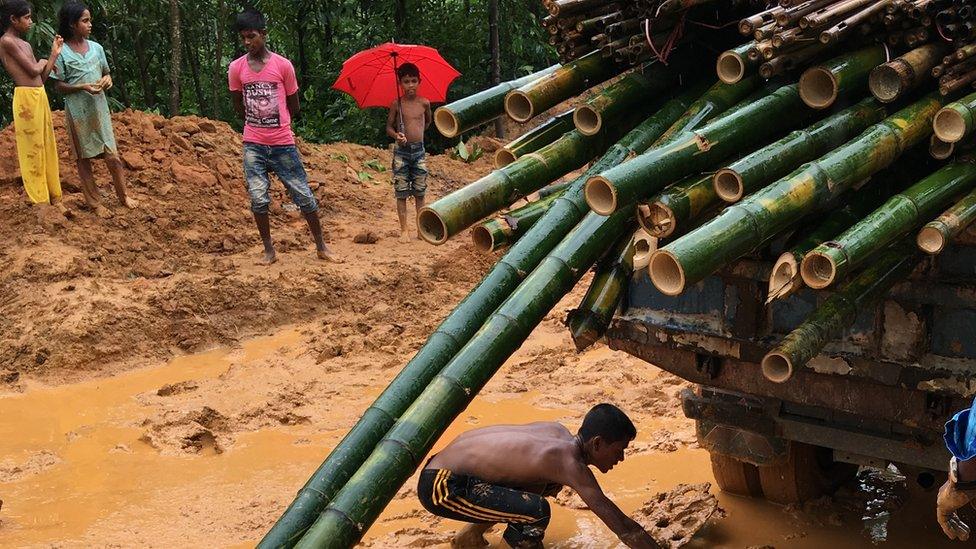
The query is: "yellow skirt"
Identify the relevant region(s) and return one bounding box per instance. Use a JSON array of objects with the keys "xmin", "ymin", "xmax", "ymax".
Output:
[{"xmin": 13, "ymin": 86, "xmax": 62, "ymax": 204}]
